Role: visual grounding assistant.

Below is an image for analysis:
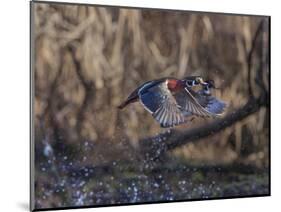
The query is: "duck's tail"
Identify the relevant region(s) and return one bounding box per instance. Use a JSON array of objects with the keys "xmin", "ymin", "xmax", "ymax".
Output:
[
  {"xmin": 117, "ymin": 94, "xmax": 139, "ymax": 109},
  {"xmin": 117, "ymin": 101, "xmax": 129, "ymax": 109}
]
